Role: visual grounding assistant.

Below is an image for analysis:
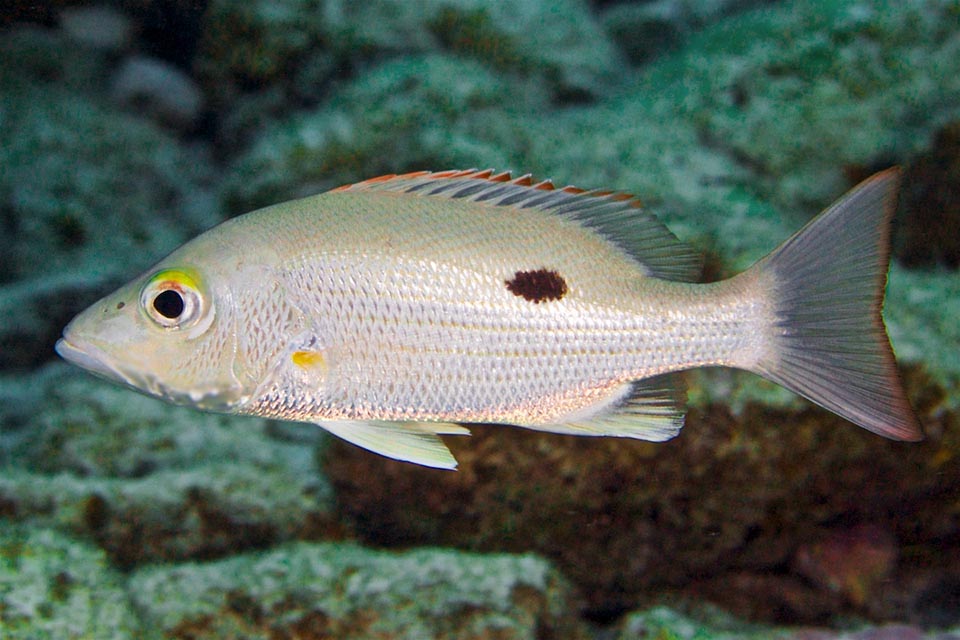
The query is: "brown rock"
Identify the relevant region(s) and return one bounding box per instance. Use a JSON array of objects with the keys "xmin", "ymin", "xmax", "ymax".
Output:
[
  {"xmin": 326, "ymin": 375, "xmax": 959, "ymax": 623},
  {"xmin": 895, "ymin": 121, "xmax": 960, "ymax": 268},
  {"xmin": 793, "ymin": 524, "xmax": 897, "ymax": 608}
]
